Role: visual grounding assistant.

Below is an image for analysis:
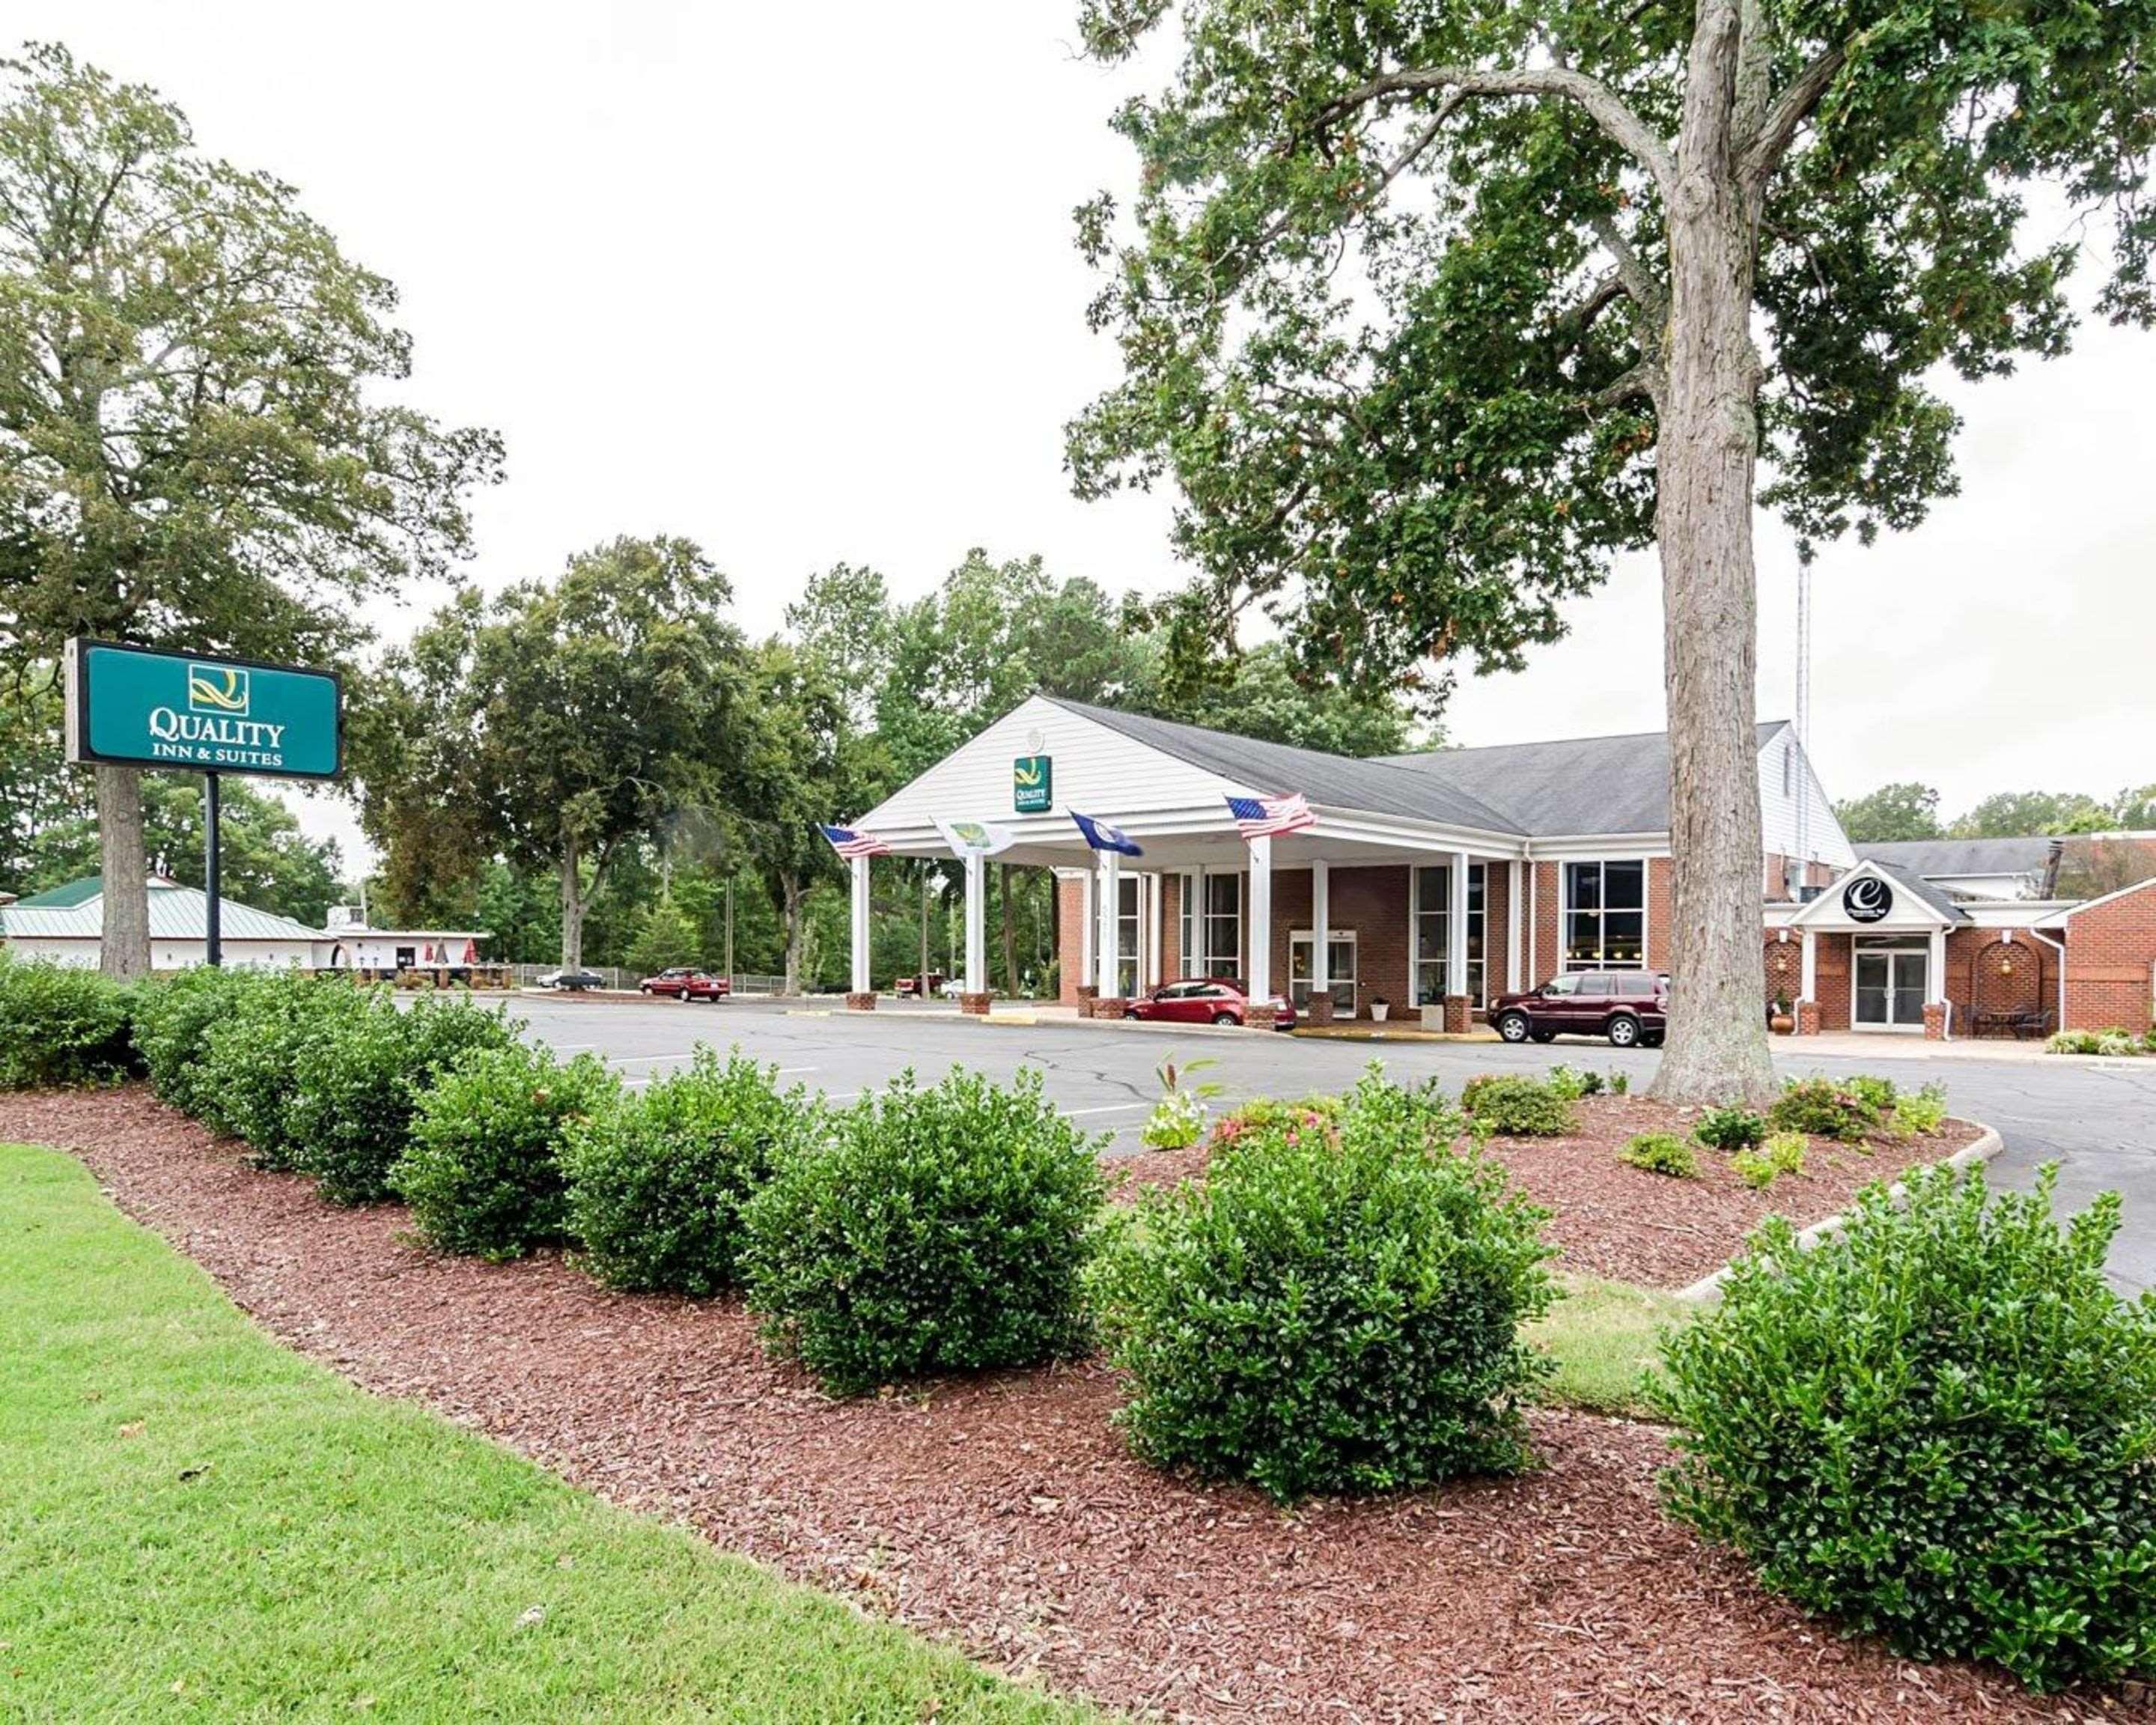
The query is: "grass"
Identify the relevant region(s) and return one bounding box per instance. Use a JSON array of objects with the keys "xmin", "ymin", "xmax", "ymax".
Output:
[
  {"xmin": 1529, "ymin": 1275, "xmax": 1686, "ymax": 1417},
  {"xmin": 0, "ymin": 1142, "xmax": 1095, "ymax": 1724}
]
